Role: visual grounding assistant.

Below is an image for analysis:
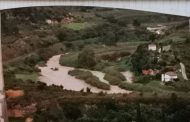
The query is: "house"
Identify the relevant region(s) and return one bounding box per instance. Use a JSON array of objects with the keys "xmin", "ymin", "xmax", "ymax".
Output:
[
  {"xmin": 161, "ymin": 71, "xmax": 178, "ymax": 83},
  {"xmin": 142, "ymin": 69, "xmax": 160, "ymax": 76},
  {"xmin": 148, "ymin": 43, "xmax": 157, "ymax": 51}
]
